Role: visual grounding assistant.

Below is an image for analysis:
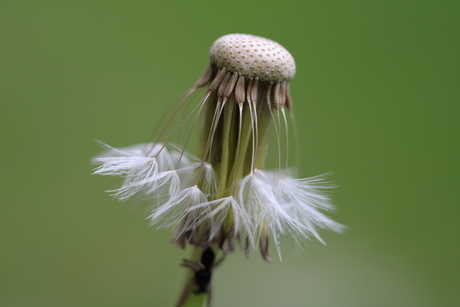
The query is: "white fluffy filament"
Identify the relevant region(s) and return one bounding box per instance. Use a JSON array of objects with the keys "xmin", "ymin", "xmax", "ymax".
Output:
[{"xmin": 237, "ymin": 169, "xmax": 344, "ymax": 256}]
